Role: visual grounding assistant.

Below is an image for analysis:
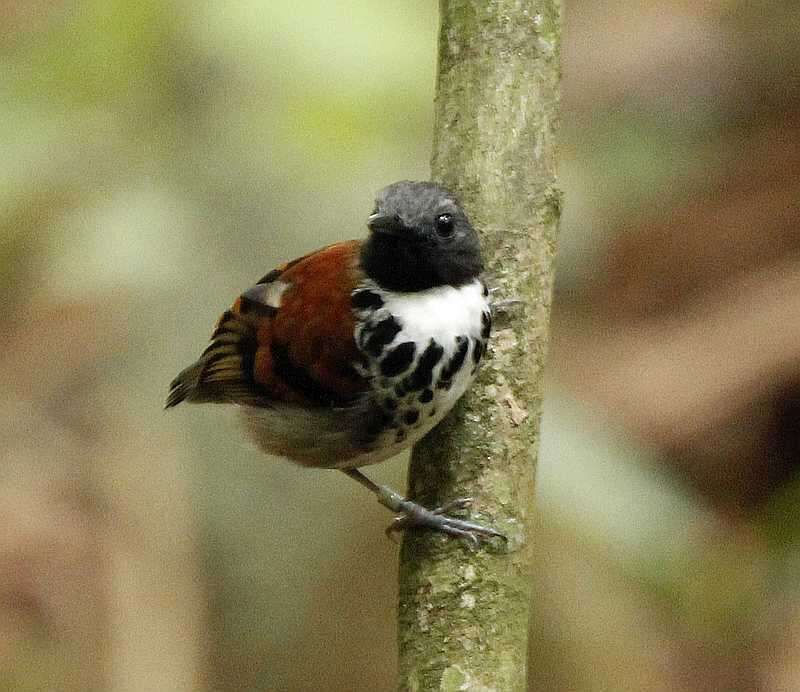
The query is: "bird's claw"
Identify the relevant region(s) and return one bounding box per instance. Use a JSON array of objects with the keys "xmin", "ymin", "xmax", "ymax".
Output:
[
  {"xmin": 491, "ymin": 298, "xmax": 525, "ymax": 313},
  {"xmin": 385, "ymin": 496, "xmax": 505, "ymax": 547}
]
